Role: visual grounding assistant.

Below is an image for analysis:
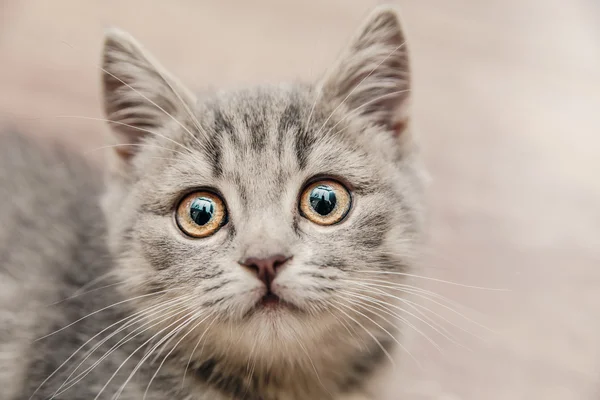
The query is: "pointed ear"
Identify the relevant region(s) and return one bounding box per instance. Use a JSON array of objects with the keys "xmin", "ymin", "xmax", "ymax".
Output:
[
  {"xmin": 101, "ymin": 28, "xmax": 196, "ymax": 160},
  {"xmin": 319, "ymin": 6, "xmax": 410, "ymax": 136}
]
